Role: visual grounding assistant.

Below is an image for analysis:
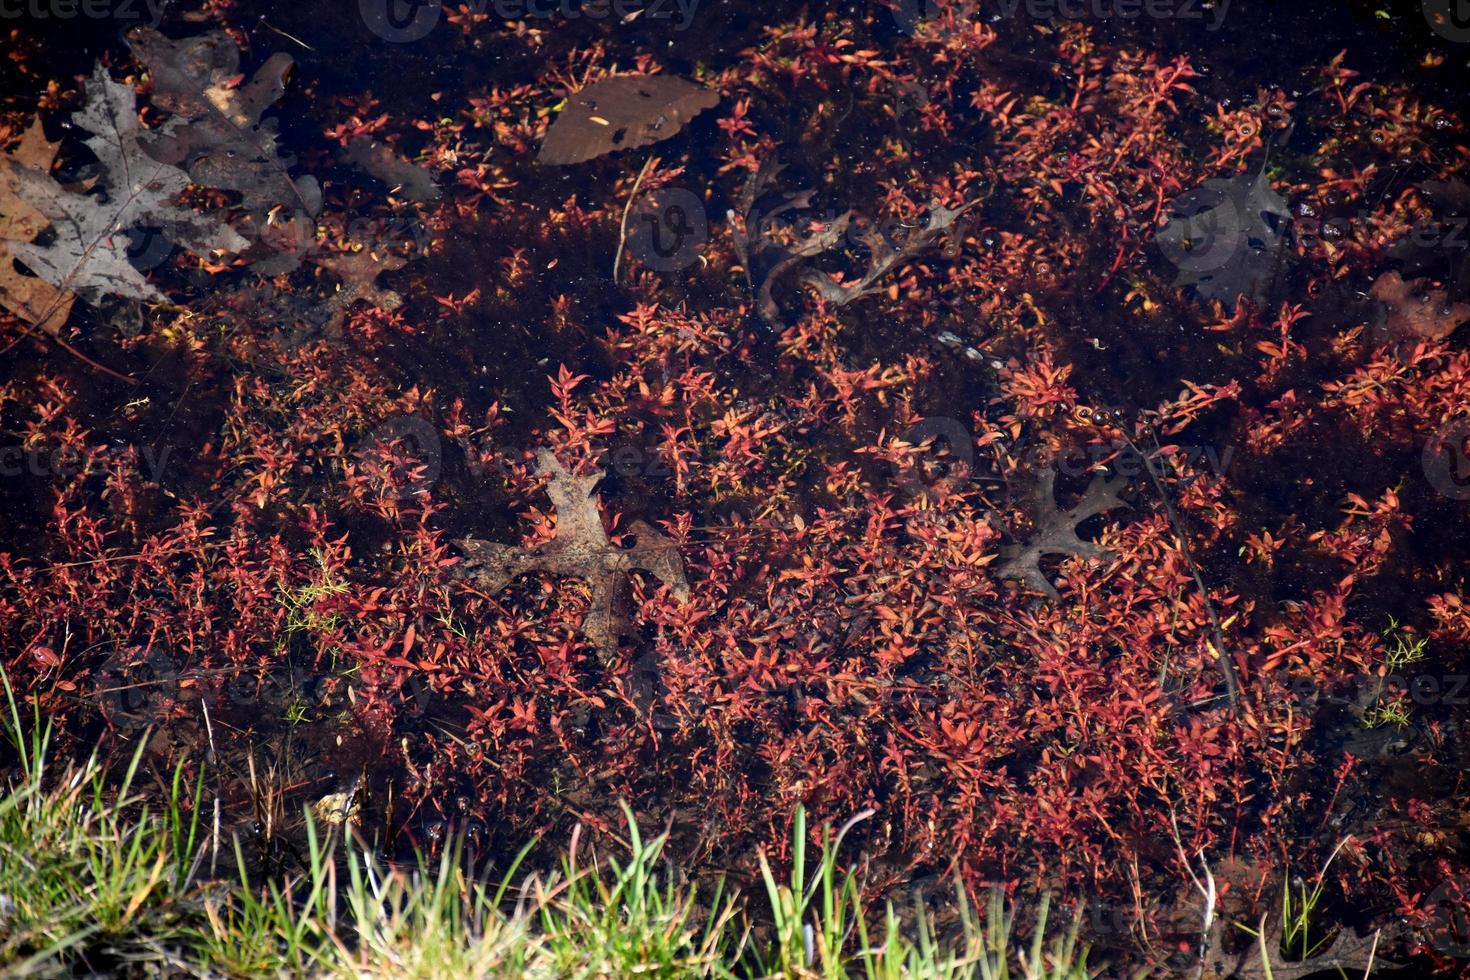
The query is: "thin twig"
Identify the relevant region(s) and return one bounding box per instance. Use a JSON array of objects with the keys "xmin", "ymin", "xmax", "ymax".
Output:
[
  {"xmin": 612, "ymin": 154, "xmax": 657, "ymax": 284},
  {"xmin": 1122, "ymin": 427, "xmax": 1241, "ymax": 711}
]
